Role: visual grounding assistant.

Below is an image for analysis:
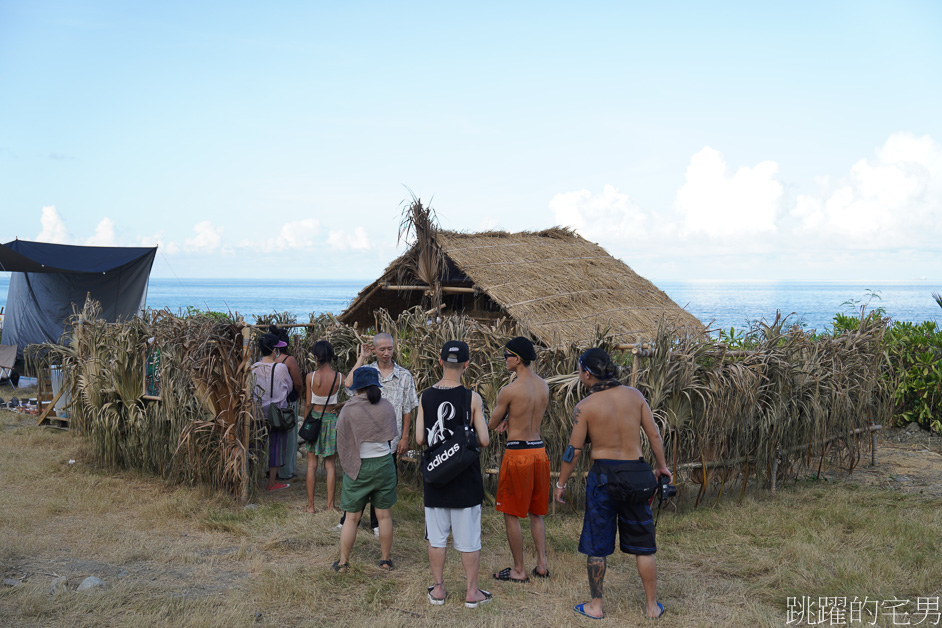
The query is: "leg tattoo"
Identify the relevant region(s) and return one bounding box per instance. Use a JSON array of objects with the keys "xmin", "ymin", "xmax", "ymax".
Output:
[{"xmin": 587, "ymin": 556, "xmax": 606, "ymax": 600}]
